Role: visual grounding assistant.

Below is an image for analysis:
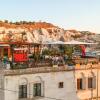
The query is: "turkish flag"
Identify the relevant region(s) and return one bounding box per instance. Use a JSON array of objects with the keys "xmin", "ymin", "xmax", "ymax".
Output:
[{"xmin": 80, "ymin": 45, "xmax": 86, "ymax": 57}]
